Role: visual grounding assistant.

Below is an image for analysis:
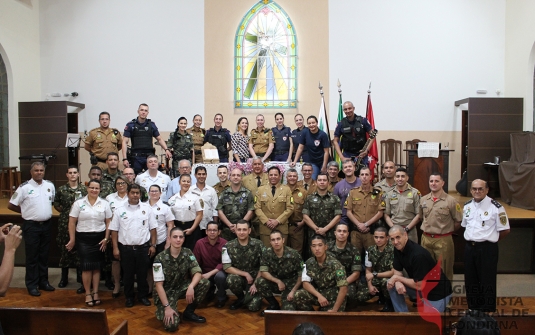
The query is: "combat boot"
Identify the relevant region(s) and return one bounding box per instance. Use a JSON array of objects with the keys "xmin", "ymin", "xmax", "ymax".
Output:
[
  {"xmin": 230, "ymin": 293, "xmax": 245, "ymax": 310},
  {"xmin": 183, "ymin": 302, "xmax": 206, "ymax": 323},
  {"xmin": 58, "ymin": 268, "xmax": 69, "ymax": 288},
  {"xmin": 377, "ymin": 291, "xmax": 385, "ymax": 305},
  {"xmin": 381, "ymin": 298, "xmax": 394, "ymax": 312},
  {"xmin": 260, "ymin": 296, "xmax": 281, "ymax": 316}
]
